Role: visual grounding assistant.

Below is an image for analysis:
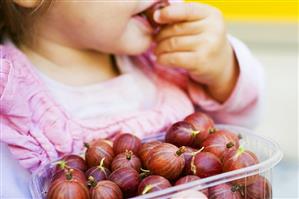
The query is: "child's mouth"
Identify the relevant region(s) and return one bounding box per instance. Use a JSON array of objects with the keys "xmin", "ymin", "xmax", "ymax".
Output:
[
  {"xmin": 135, "ymin": 0, "xmax": 170, "ymax": 34},
  {"xmin": 133, "ymin": 14, "xmax": 154, "ymax": 34},
  {"xmin": 142, "ymin": 0, "xmax": 169, "ymax": 29}
]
